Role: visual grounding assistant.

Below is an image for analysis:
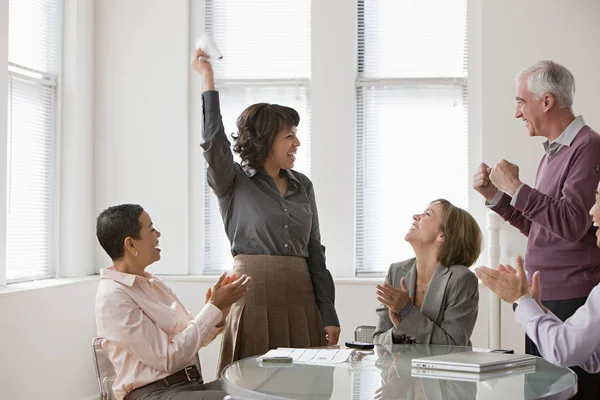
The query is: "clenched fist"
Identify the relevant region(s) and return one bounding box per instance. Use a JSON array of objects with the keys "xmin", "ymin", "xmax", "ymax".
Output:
[
  {"xmin": 472, "ymin": 162, "xmax": 497, "ymax": 202},
  {"xmin": 489, "ymin": 160, "xmax": 522, "ymax": 197}
]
